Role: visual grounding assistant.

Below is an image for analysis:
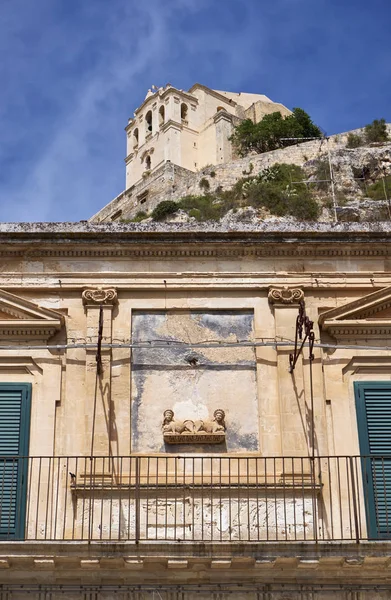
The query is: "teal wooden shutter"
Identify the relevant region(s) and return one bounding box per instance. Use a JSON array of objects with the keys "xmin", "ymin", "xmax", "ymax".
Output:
[
  {"xmin": 0, "ymin": 383, "xmax": 31, "ymax": 540},
  {"xmin": 355, "ymin": 382, "xmax": 391, "ymax": 539}
]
